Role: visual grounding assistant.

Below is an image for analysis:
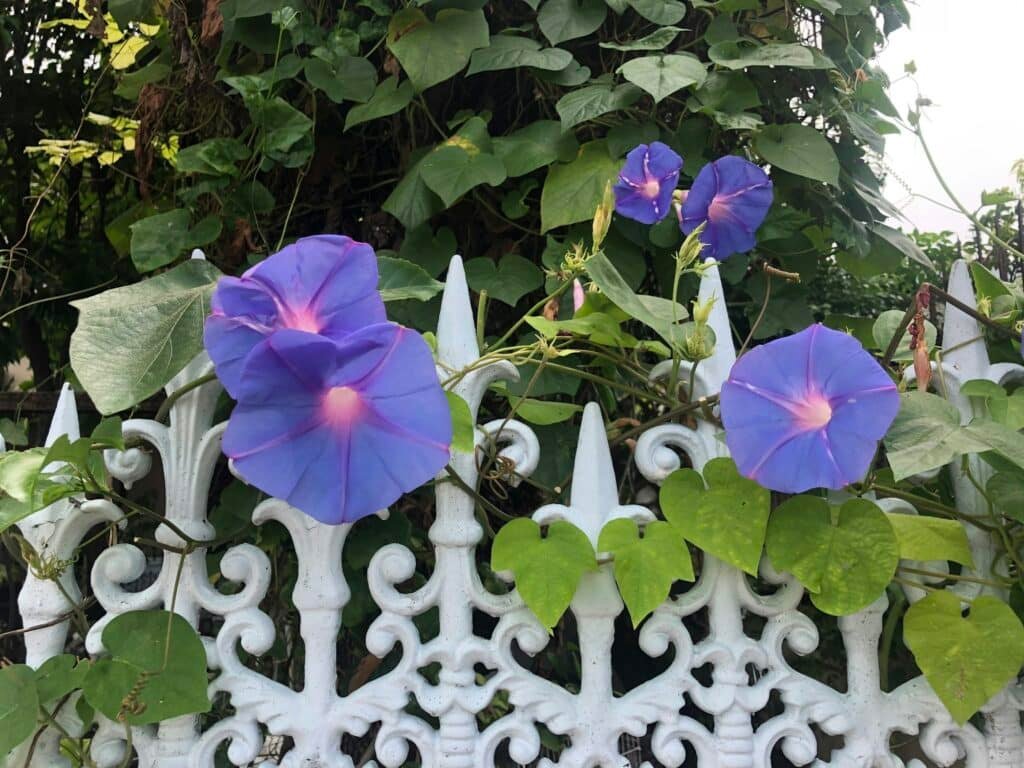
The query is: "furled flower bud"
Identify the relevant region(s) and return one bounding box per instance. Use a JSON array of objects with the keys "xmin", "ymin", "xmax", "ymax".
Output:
[
  {"xmin": 572, "ymin": 279, "xmax": 585, "ymax": 312},
  {"xmin": 676, "ymin": 225, "xmax": 705, "ymax": 269},
  {"xmin": 692, "ymin": 295, "xmax": 715, "ymax": 325},
  {"xmin": 914, "ymin": 340, "xmax": 932, "ymax": 393},
  {"xmin": 592, "ymin": 181, "xmax": 613, "ymax": 250}
]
